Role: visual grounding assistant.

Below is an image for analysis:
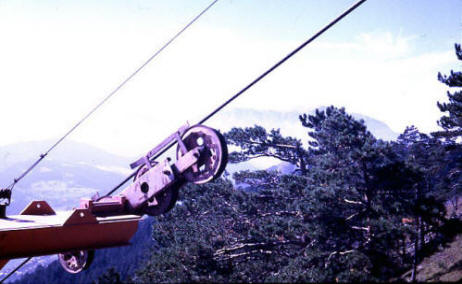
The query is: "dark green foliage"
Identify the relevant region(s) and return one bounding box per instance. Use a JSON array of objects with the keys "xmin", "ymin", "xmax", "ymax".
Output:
[
  {"xmin": 232, "ymin": 170, "xmax": 280, "ymax": 190},
  {"xmin": 443, "ymin": 146, "xmax": 462, "ymax": 216},
  {"xmin": 298, "ymin": 107, "xmax": 421, "ymax": 281},
  {"xmin": 225, "ymin": 125, "xmax": 308, "ymax": 173},
  {"xmin": 387, "ymin": 126, "xmax": 448, "ymax": 281},
  {"xmin": 135, "ymin": 176, "xmax": 322, "ymax": 283}
]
